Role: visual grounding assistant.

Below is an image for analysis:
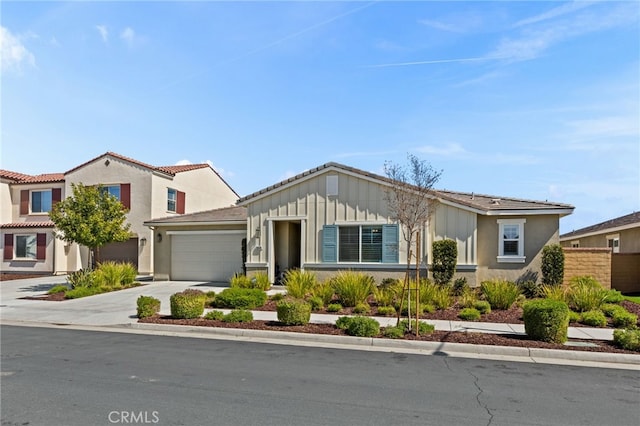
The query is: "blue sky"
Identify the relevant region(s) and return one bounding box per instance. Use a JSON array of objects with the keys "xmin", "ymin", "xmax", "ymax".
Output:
[{"xmin": 1, "ymin": 0, "xmax": 638, "ymax": 234}]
